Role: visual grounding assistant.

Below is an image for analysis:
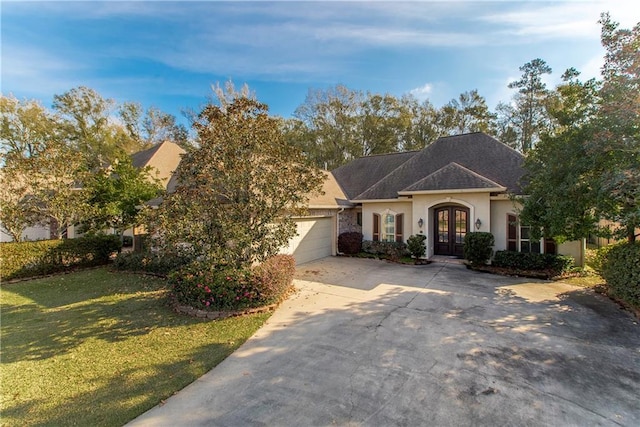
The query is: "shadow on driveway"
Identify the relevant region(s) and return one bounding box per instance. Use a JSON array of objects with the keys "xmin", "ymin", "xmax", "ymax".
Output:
[{"xmin": 129, "ymin": 257, "xmax": 640, "ymax": 426}]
